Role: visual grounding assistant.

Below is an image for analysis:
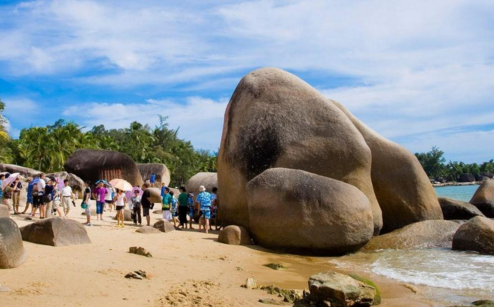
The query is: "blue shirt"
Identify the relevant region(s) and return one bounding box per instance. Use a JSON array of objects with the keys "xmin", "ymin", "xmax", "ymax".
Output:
[
  {"xmin": 160, "ymin": 186, "xmax": 167, "ymax": 197},
  {"xmin": 196, "ymin": 192, "xmax": 212, "ymax": 209},
  {"xmin": 150, "ymin": 174, "xmax": 156, "ymax": 183}
]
